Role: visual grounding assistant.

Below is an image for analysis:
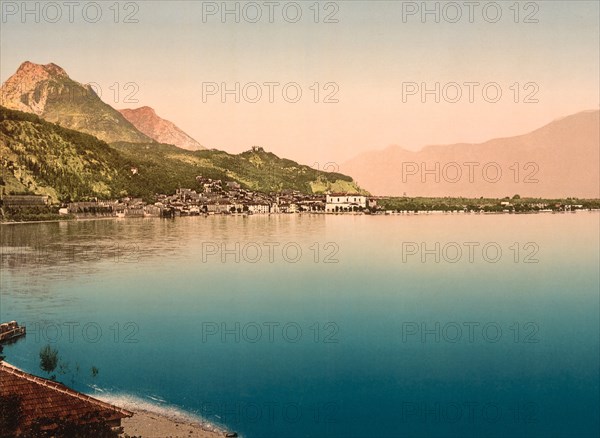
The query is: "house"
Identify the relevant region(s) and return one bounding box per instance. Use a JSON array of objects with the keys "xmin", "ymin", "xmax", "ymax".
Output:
[
  {"xmin": 325, "ymin": 193, "xmax": 367, "ymax": 213},
  {"xmin": 198, "ymin": 178, "xmax": 223, "ymax": 194},
  {"xmin": 210, "ymin": 200, "xmax": 234, "ymax": 214},
  {"xmin": 127, "ymin": 198, "xmax": 144, "ymax": 206},
  {"xmin": 300, "ymin": 199, "xmax": 325, "ymax": 212},
  {"xmin": 176, "ymin": 189, "xmax": 201, "ymax": 202},
  {"xmin": 2, "ymin": 195, "xmax": 51, "ymax": 208},
  {"xmin": 0, "ymin": 361, "xmax": 132, "ymax": 436},
  {"xmin": 67, "ymin": 201, "xmax": 115, "ymax": 217},
  {"xmin": 144, "ymin": 204, "xmax": 163, "ymax": 217},
  {"xmin": 248, "ymin": 204, "xmax": 270, "ymax": 214},
  {"xmin": 277, "ymin": 203, "xmax": 292, "ymax": 213},
  {"xmin": 124, "ymin": 205, "xmax": 145, "ymax": 217}
]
